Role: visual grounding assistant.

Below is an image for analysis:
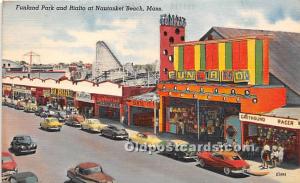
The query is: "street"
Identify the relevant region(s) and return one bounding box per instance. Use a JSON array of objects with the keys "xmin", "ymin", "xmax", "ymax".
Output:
[{"xmin": 2, "ymin": 106, "xmax": 280, "ymax": 183}]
